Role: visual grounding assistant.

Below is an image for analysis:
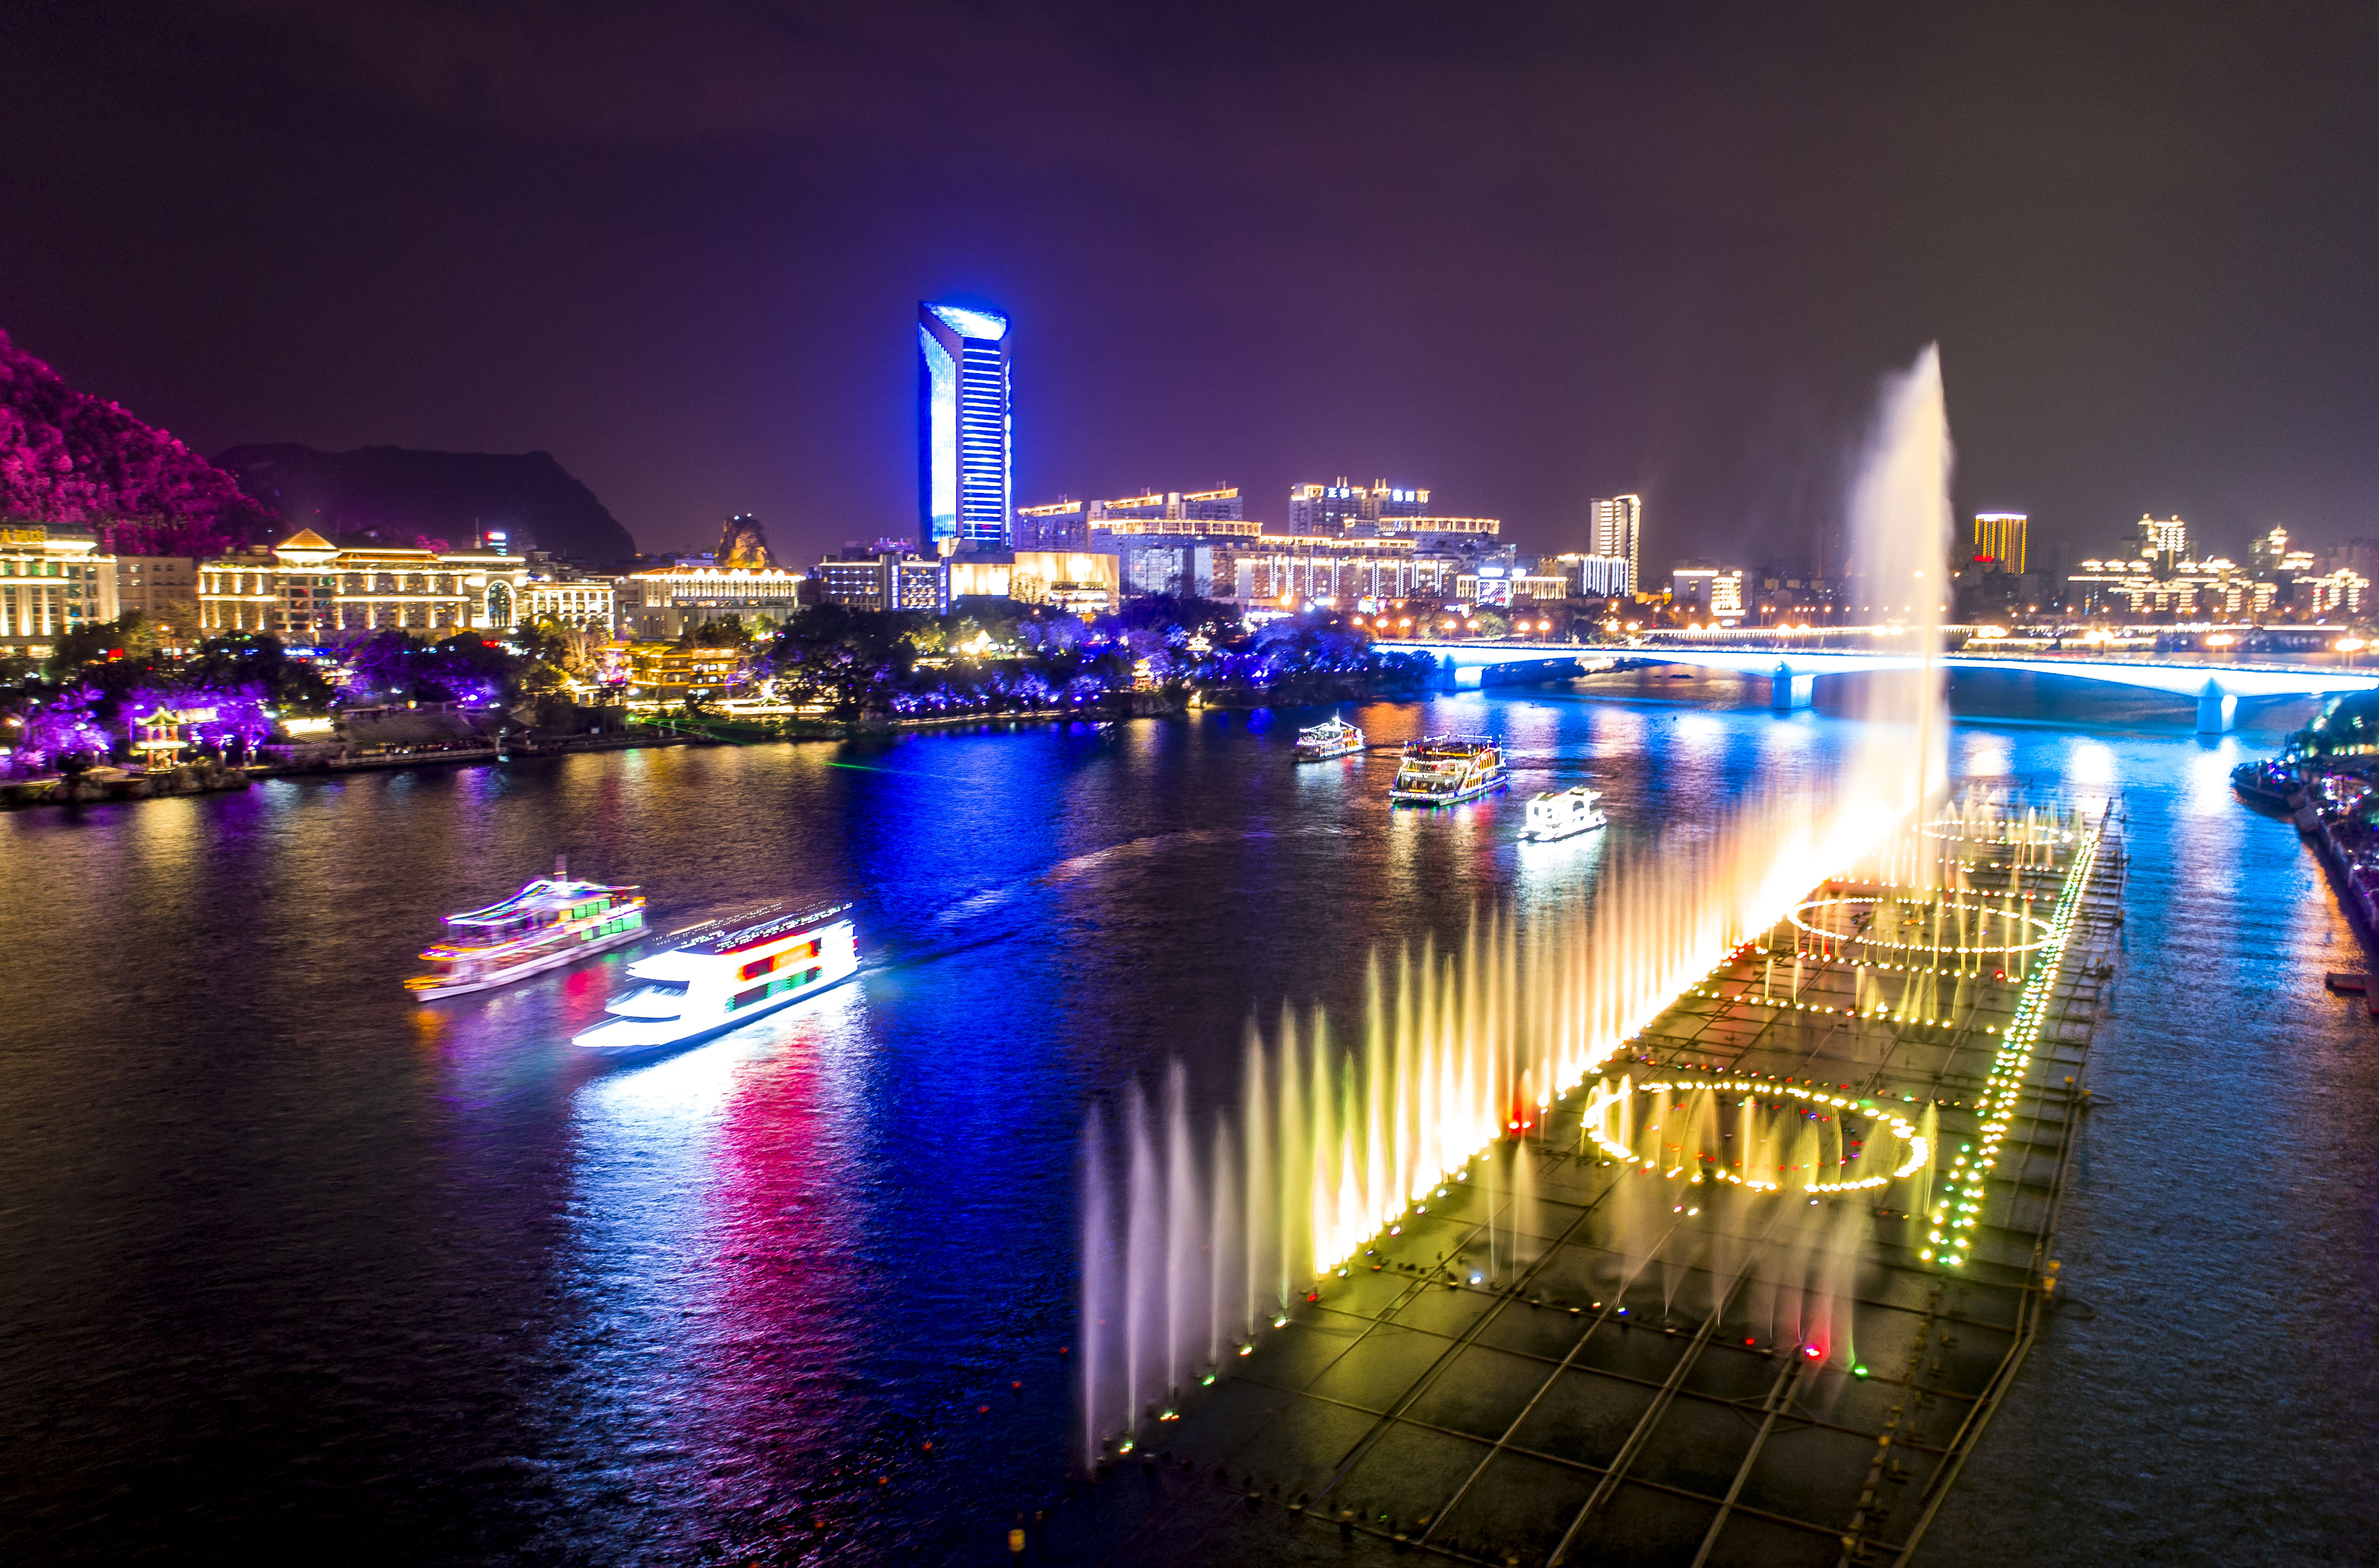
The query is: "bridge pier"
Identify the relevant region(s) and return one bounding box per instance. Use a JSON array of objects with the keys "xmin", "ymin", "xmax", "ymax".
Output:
[
  {"xmin": 2197, "ymin": 678, "xmax": 2237, "ymax": 734},
  {"xmin": 1770, "ymin": 663, "xmax": 1816, "ymax": 711},
  {"xmin": 1451, "ymin": 664, "xmax": 1483, "ymax": 691}
]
